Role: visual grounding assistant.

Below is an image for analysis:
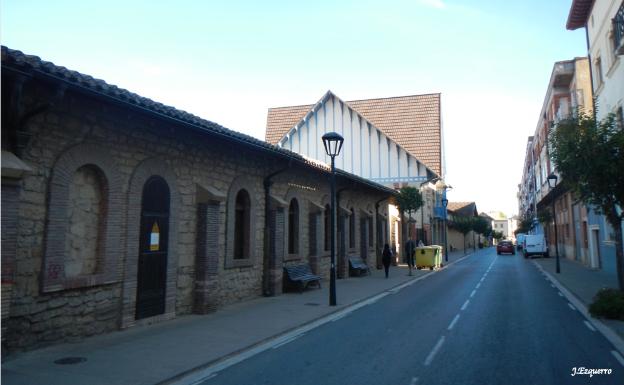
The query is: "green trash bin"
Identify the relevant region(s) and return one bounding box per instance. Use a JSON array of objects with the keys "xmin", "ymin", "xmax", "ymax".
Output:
[{"xmin": 416, "ymin": 246, "xmax": 443, "ymax": 270}]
